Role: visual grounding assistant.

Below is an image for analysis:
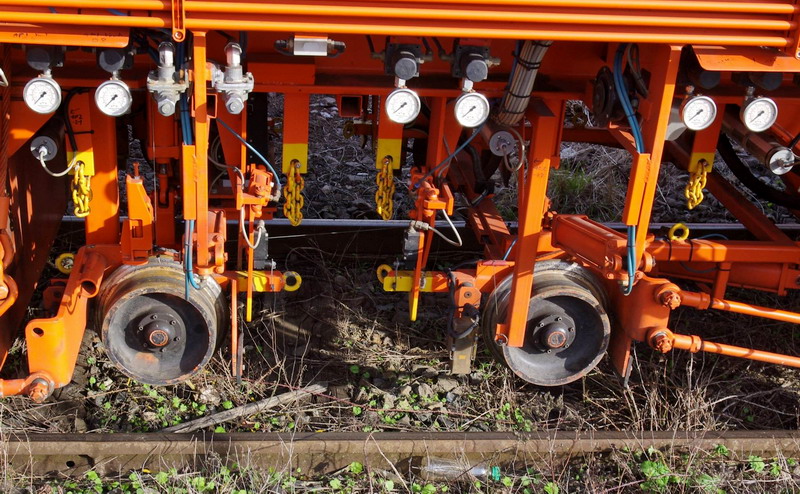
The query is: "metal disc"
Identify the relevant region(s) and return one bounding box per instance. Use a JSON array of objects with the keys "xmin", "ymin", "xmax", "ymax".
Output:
[
  {"xmin": 95, "ymin": 259, "xmax": 226, "ymax": 385},
  {"xmin": 482, "ymin": 261, "xmax": 611, "ymax": 386}
]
